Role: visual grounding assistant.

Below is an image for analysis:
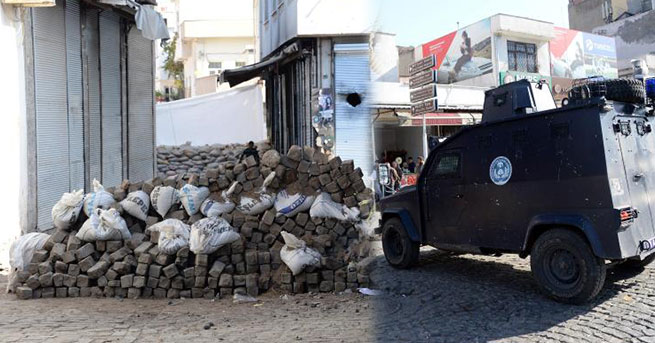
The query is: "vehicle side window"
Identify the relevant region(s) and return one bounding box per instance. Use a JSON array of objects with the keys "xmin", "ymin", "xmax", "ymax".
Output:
[{"xmin": 429, "ymin": 152, "xmax": 461, "ymax": 179}]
